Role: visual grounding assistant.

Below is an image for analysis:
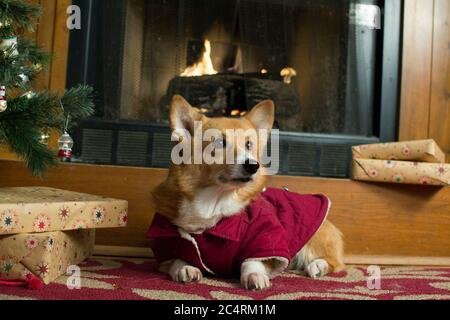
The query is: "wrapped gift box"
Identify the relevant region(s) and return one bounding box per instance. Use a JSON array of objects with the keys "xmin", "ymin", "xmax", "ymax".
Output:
[
  {"xmin": 0, "ymin": 229, "xmax": 94, "ymax": 284},
  {"xmin": 352, "ymin": 139, "xmax": 446, "ymax": 163},
  {"xmin": 0, "ymin": 187, "xmax": 128, "ymax": 285},
  {"xmin": 352, "ymin": 158, "xmax": 450, "ymax": 186},
  {"xmin": 0, "ymin": 187, "xmax": 128, "ymax": 235}
]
